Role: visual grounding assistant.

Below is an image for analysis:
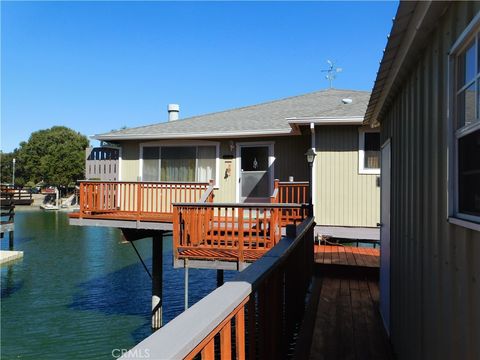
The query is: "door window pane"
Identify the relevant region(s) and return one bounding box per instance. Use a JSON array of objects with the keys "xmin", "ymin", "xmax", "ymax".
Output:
[
  {"xmin": 143, "ymin": 147, "xmax": 159, "ymax": 181},
  {"xmin": 241, "ymin": 147, "xmax": 269, "ymax": 171},
  {"xmin": 160, "ymin": 147, "xmax": 196, "ymax": 181},
  {"xmin": 458, "ymin": 129, "xmax": 480, "ymax": 216}
]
